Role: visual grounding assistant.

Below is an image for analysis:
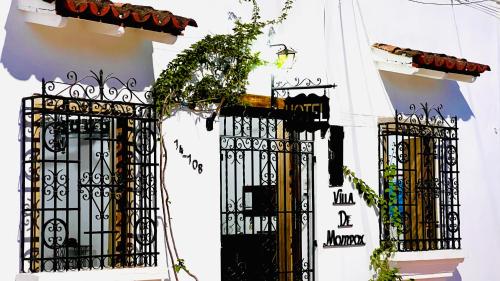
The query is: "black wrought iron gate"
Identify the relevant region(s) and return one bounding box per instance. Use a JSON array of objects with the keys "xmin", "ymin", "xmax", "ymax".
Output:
[
  {"xmin": 219, "ymin": 107, "xmax": 315, "ymax": 281},
  {"xmin": 20, "ymin": 71, "xmax": 158, "ymax": 272}
]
